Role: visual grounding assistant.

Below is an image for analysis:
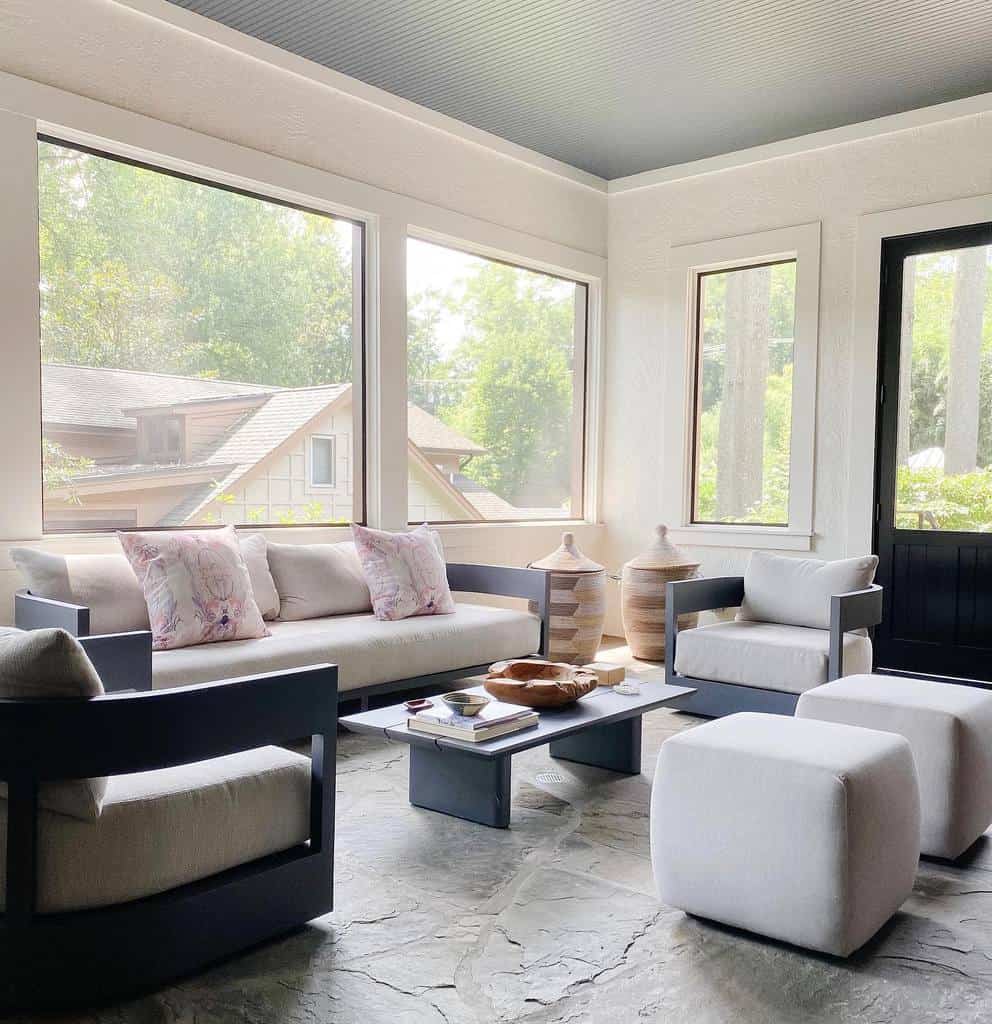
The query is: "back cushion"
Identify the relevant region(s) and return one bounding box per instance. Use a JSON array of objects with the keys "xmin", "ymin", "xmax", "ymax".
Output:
[
  {"xmin": 266, "ymin": 541, "xmax": 372, "ymax": 620},
  {"xmin": 10, "ymin": 548, "xmax": 149, "ymax": 635},
  {"xmin": 238, "ymin": 533, "xmax": 280, "ymax": 620},
  {"xmin": 0, "ymin": 627, "xmax": 107, "ymax": 821},
  {"xmin": 738, "ymin": 551, "xmax": 879, "ymax": 630}
]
